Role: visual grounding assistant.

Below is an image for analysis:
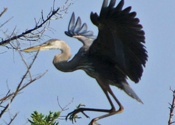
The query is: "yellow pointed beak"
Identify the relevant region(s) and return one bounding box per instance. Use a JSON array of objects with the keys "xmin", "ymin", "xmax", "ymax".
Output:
[
  {"xmin": 23, "ymin": 46, "xmax": 41, "ymax": 53},
  {"xmin": 23, "ymin": 44, "xmax": 53, "ymax": 53},
  {"xmin": 23, "ymin": 39, "xmax": 62, "ymax": 53}
]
